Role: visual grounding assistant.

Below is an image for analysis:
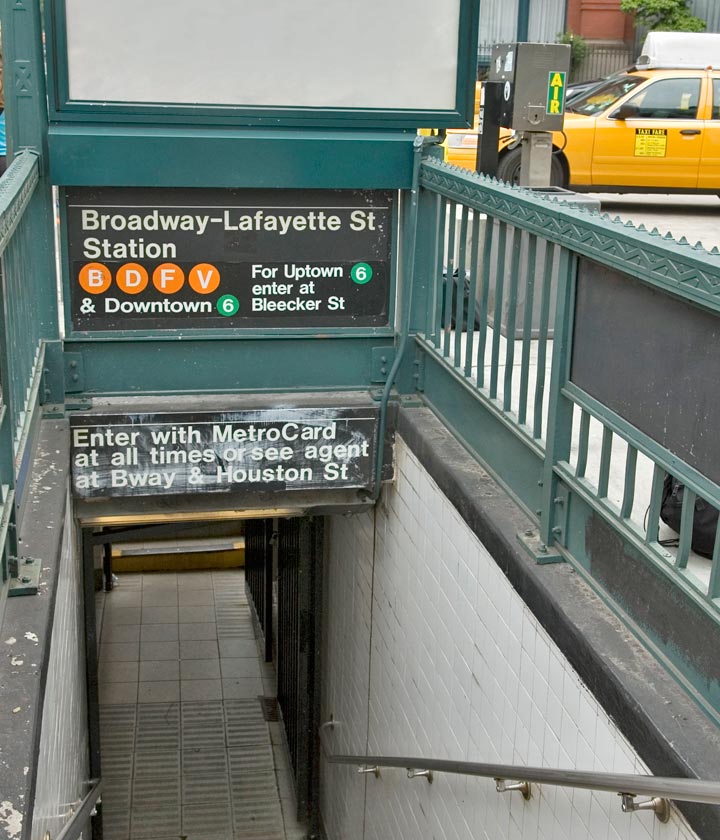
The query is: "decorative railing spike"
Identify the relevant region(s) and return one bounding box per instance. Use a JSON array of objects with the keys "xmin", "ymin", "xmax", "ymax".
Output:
[{"xmin": 420, "ymin": 156, "xmax": 720, "ymax": 311}]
